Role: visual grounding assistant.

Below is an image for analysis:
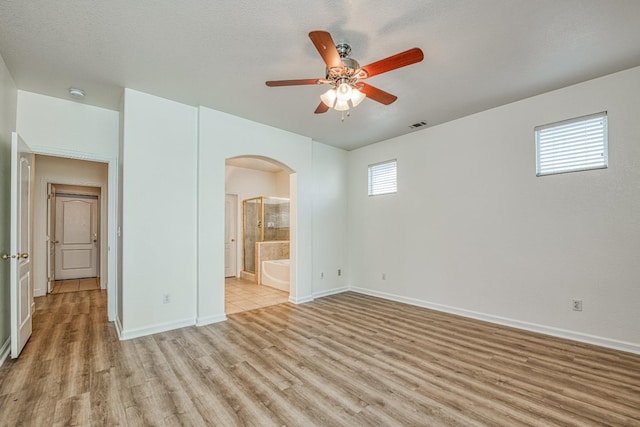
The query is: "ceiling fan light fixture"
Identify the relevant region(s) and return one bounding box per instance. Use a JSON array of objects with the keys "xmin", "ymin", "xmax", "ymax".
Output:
[
  {"xmin": 334, "ymin": 98, "xmax": 350, "ymax": 111},
  {"xmin": 350, "ymin": 88, "xmax": 366, "ymax": 107},
  {"xmin": 336, "ymin": 82, "xmax": 352, "ymax": 101},
  {"xmin": 320, "ymin": 87, "xmax": 337, "ymax": 108},
  {"xmin": 321, "ymin": 85, "xmax": 365, "ymax": 112}
]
